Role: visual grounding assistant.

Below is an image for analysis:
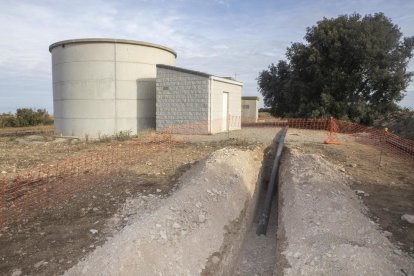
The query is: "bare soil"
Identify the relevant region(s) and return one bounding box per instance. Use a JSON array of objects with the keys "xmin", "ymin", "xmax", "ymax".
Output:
[
  {"xmin": 0, "ymin": 136, "xmax": 255, "ymax": 276},
  {"xmin": 0, "ymin": 135, "xmax": 113, "ymax": 174},
  {"xmin": 0, "ymin": 125, "xmax": 53, "ymax": 138},
  {"xmin": 286, "ymin": 129, "xmax": 414, "ymax": 257},
  {"xmin": 278, "ymin": 149, "xmax": 414, "ymax": 275},
  {"xmin": 2, "ymin": 127, "xmax": 412, "ymax": 275},
  {"xmin": 66, "ymin": 146, "xmax": 264, "ymax": 276}
]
